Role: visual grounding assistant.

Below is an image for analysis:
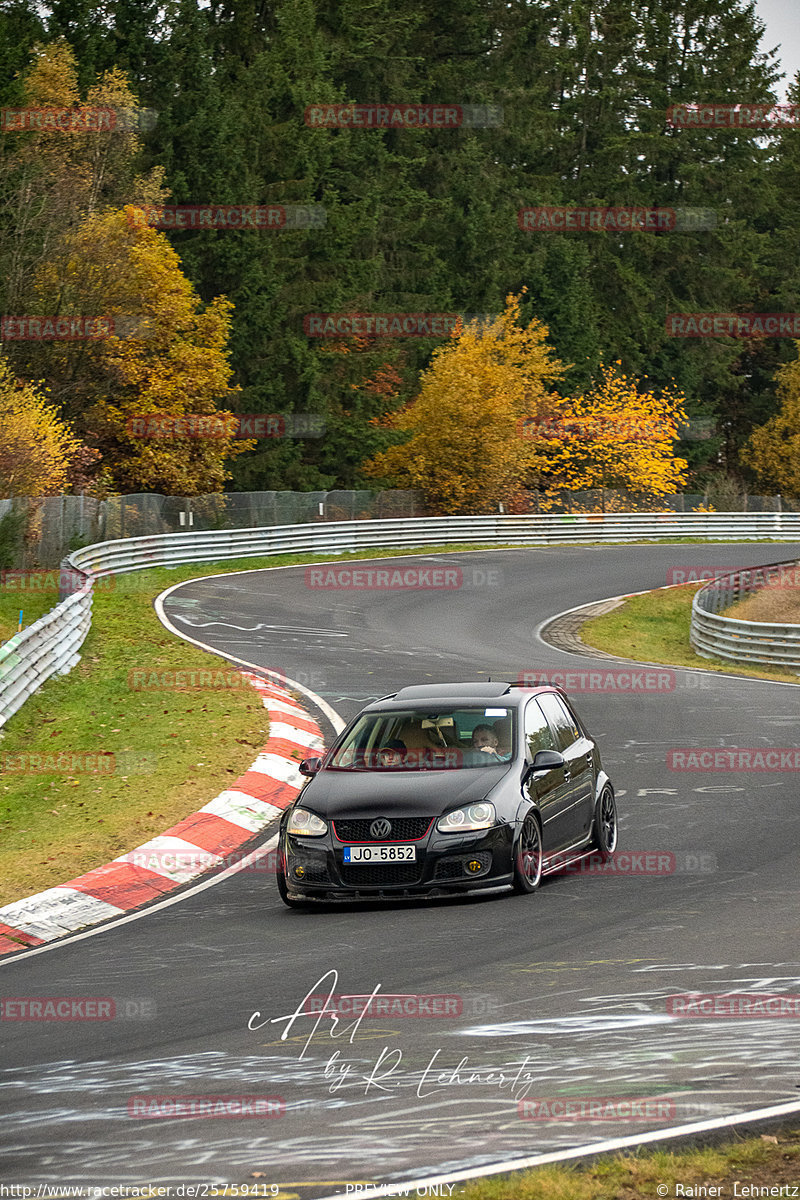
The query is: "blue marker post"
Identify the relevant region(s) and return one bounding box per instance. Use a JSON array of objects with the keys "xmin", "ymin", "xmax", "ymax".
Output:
[{"xmin": 18, "ymin": 609, "xmax": 22, "ymax": 632}]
